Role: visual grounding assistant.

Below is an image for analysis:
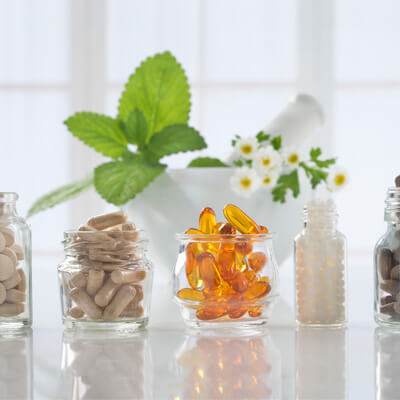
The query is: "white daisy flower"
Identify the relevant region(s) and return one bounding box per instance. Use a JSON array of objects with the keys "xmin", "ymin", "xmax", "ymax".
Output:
[
  {"xmin": 260, "ymin": 170, "xmax": 279, "ymax": 190},
  {"xmin": 283, "ymin": 147, "xmax": 302, "ymax": 168},
  {"xmin": 235, "ymin": 137, "xmax": 258, "ymax": 160},
  {"xmin": 327, "ymin": 166, "xmax": 348, "ymax": 192},
  {"xmin": 253, "ymin": 146, "xmax": 282, "ymax": 174},
  {"xmin": 230, "ymin": 167, "xmax": 261, "ymax": 198}
]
